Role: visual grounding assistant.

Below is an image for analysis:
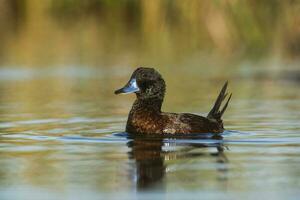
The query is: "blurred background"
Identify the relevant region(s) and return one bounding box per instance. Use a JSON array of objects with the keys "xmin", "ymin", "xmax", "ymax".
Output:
[{"xmin": 0, "ymin": 0, "xmax": 299, "ymax": 70}]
